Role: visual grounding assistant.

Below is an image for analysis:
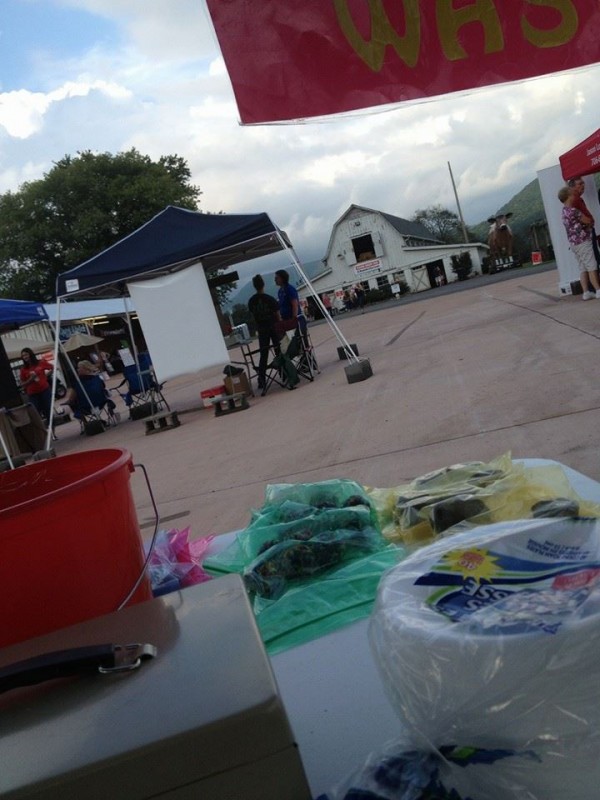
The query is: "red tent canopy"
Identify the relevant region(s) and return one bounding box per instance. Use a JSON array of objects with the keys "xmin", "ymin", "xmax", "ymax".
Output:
[{"xmin": 559, "ymin": 128, "xmax": 600, "ymax": 180}]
